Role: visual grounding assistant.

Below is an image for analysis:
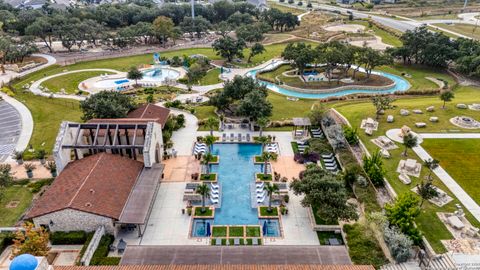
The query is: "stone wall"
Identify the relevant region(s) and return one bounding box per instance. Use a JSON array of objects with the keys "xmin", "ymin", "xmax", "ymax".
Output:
[
  {"xmin": 32, "ymin": 209, "xmax": 115, "ymax": 235},
  {"xmin": 143, "ymin": 122, "xmax": 163, "ymax": 167}
]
